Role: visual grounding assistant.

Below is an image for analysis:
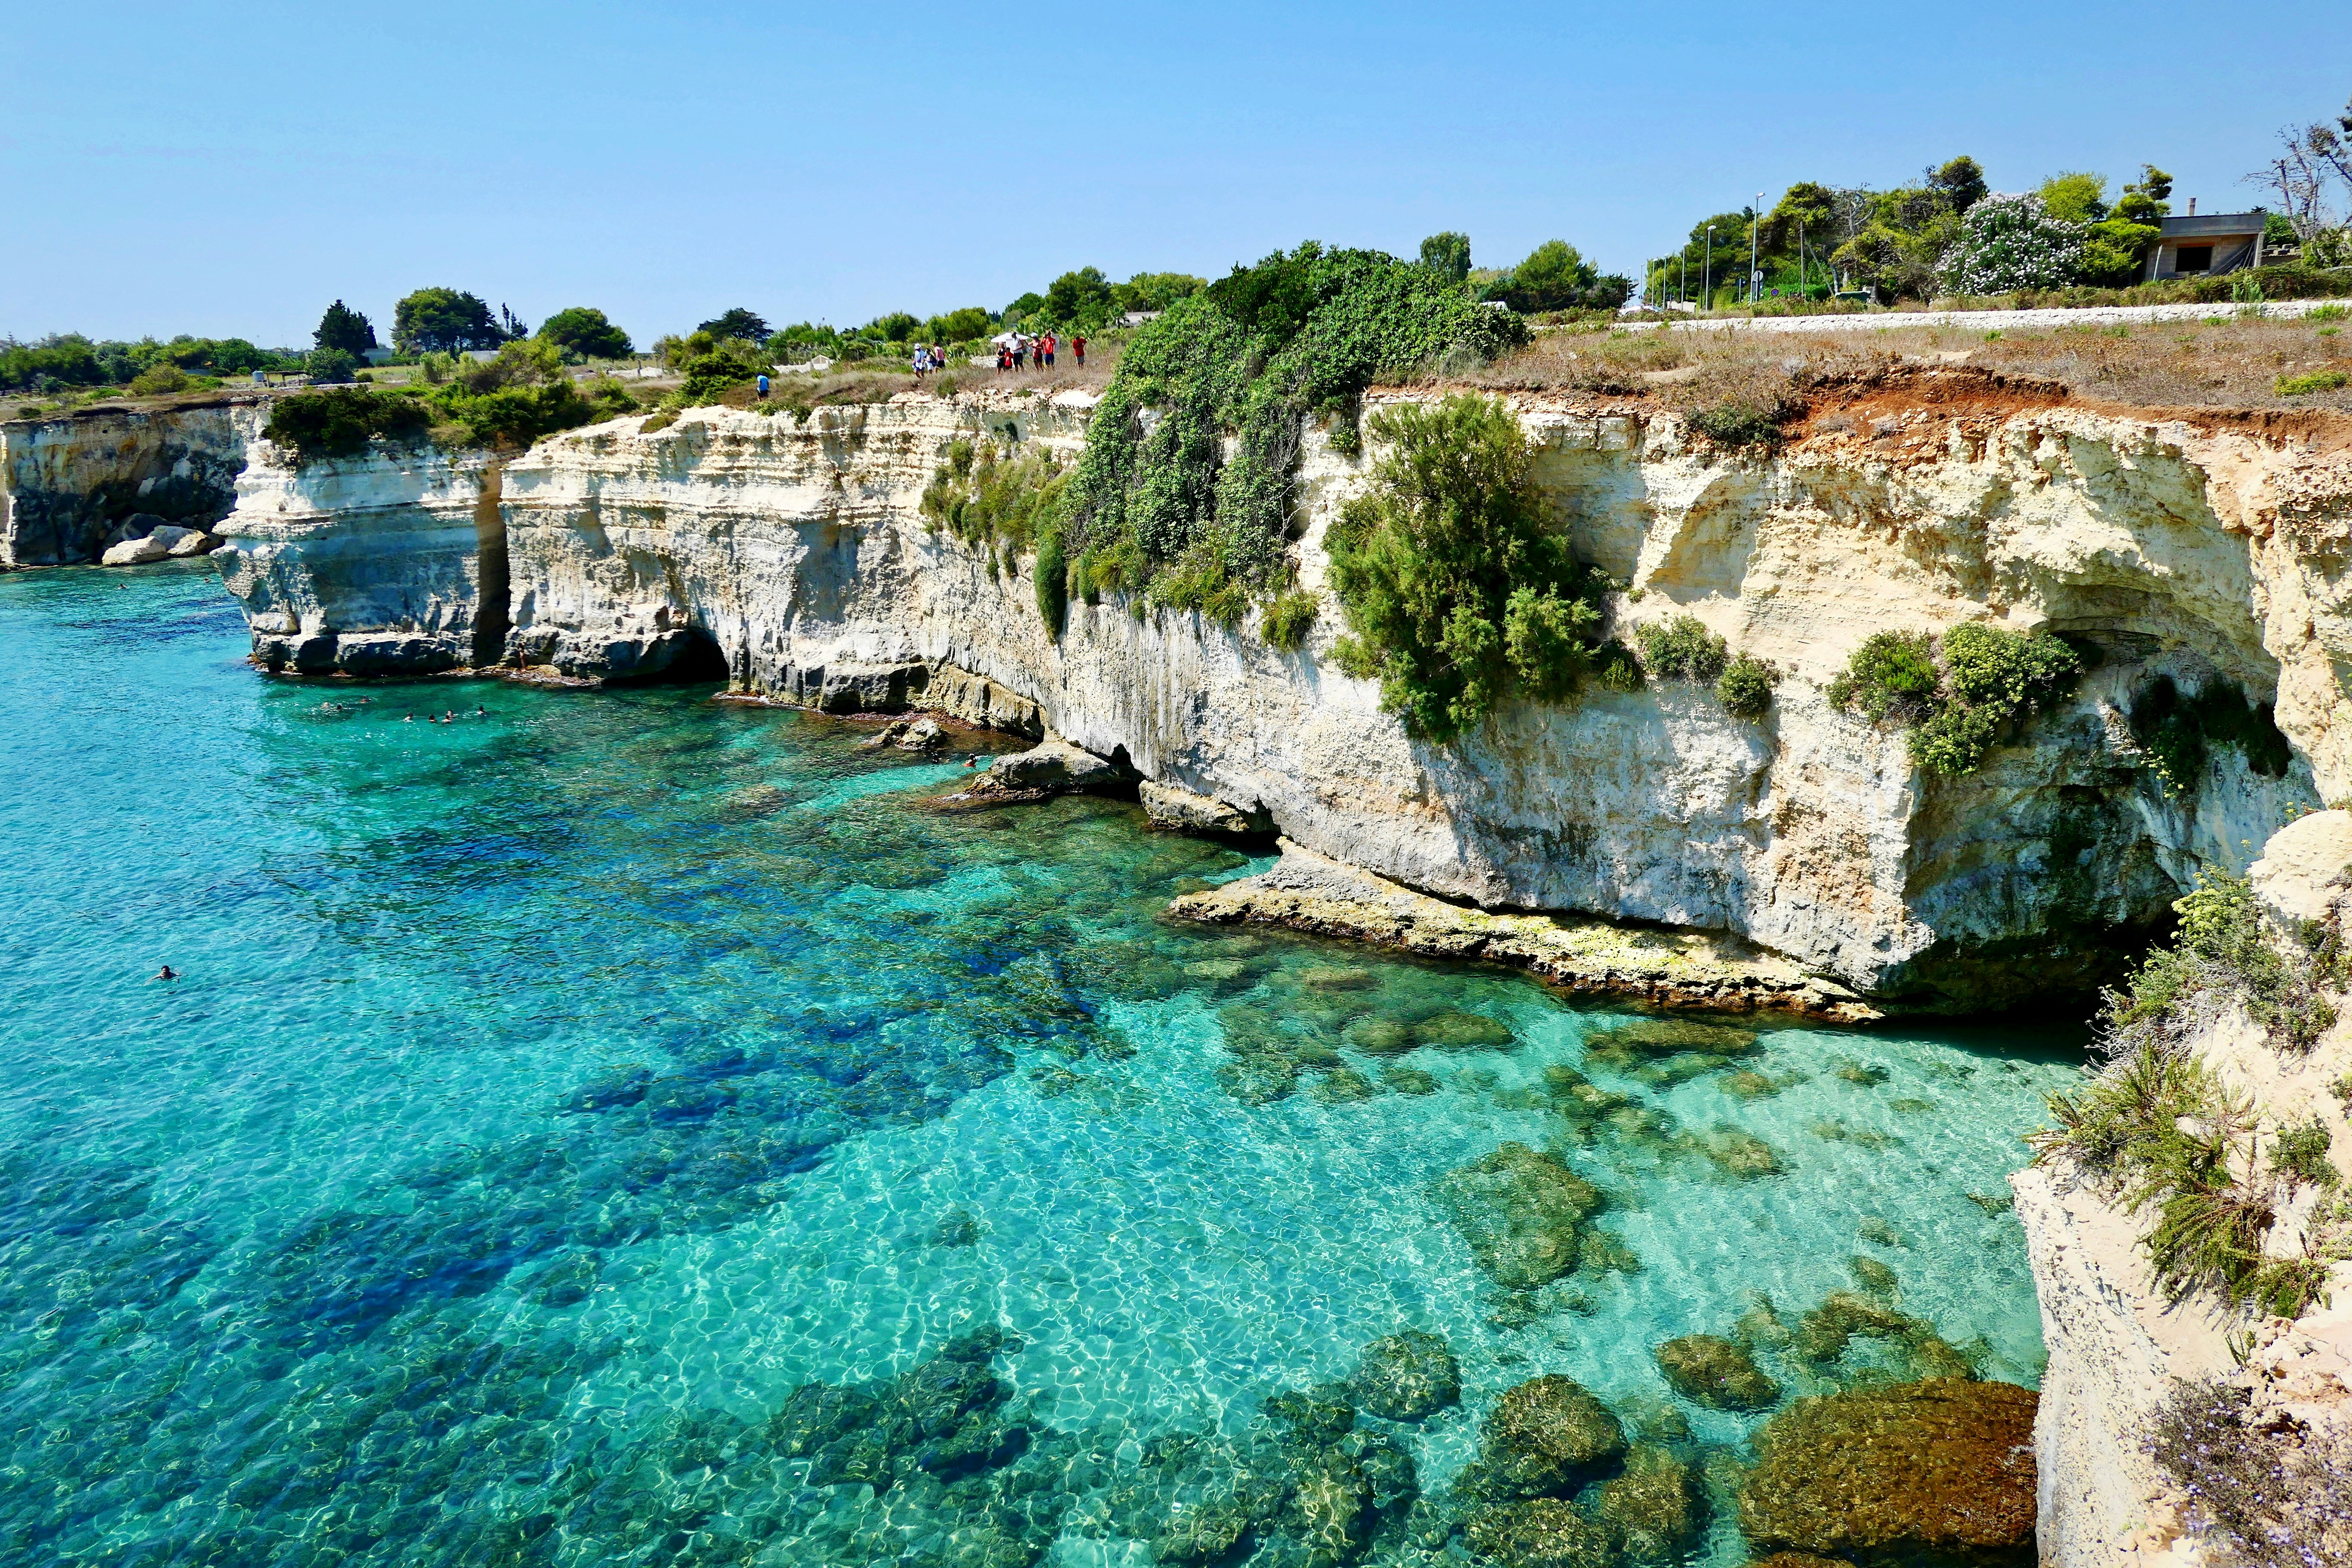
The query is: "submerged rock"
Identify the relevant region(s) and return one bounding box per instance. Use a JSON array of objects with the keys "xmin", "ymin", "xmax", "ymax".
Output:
[
  {"xmin": 1654, "ymin": 1334, "xmax": 1780, "ymax": 1411},
  {"xmin": 1591, "ymin": 1444, "xmax": 1706, "ymax": 1563},
  {"xmin": 1310, "ymin": 1066, "xmax": 1376, "ymax": 1103},
  {"xmin": 1850, "ymin": 1256, "xmax": 1899, "ymax": 1296},
  {"xmin": 1382, "ymin": 1065, "xmax": 1439, "ymax": 1095},
  {"xmin": 1462, "ymin": 1497, "xmax": 1620, "ymax": 1568},
  {"xmin": 1413, "ymin": 1010, "xmax": 1516, "ymax": 1050},
  {"xmin": 1467, "ymin": 1374, "xmax": 1627, "ymax": 1498},
  {"xmin": 1737, "ymin": 1379, "xmax": 2038, "ymax": 1568},
  {"xmin": 931, "ymin": 1208, "xmax": 983, "ymax": 1247},
  {"xmin": 1583, "ymin": 1016, "xmax": 1758, "ymax": 1060},
  {"xmin": 1433, "ymin": 1143, "xmax": 1605, "ymax": 1289},
  {"xmin": 1349, "ymin": 1331, "xmax": 1461, "ymax": 1421},
  {"xmin": 1343, "ymin": 1016, "xmax": 1417, "ymax": 1056}
]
